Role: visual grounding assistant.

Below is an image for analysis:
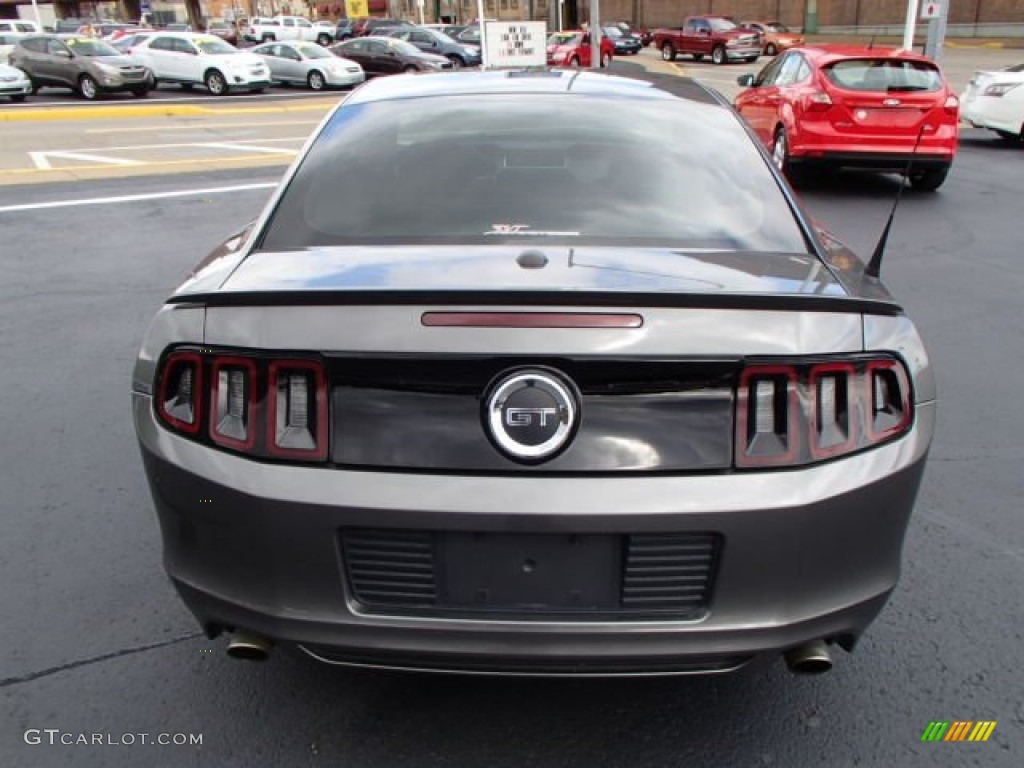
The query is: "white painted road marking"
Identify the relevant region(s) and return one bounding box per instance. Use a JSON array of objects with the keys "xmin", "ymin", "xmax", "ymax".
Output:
[
  {"xmin": 0, "ymin": 182, "xmax": 278, "ymax": 214},
  {"xmin": 85, "ymin": 119, "xmax": 320, "ymax": 134},
  {"xmin": 23, "ymin": 136, "xmax": 306, "ymax": 170}
]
